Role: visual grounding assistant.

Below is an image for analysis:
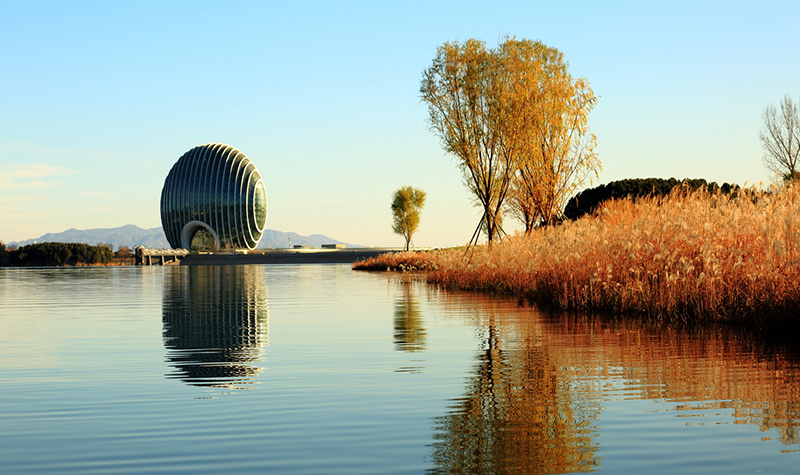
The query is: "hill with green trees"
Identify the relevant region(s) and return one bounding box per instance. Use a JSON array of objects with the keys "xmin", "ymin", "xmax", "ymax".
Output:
[
  {"xmin": 0, "ymin": 242, "xmax": 113, "ymax": 267},
  {"xmin": 563, "ymin": 178, "xmax": 738, "ymax": 220}
]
